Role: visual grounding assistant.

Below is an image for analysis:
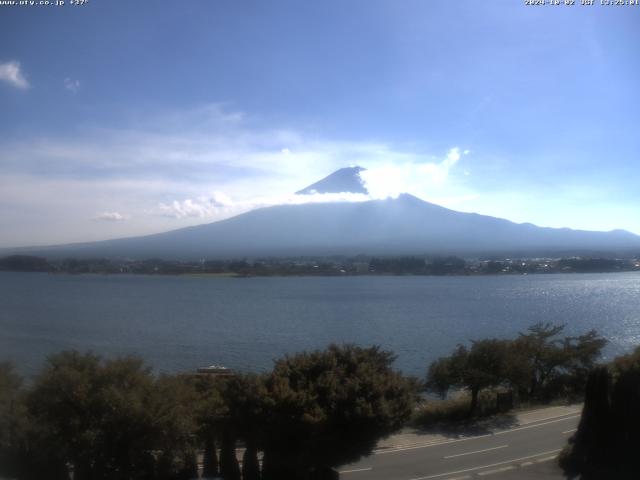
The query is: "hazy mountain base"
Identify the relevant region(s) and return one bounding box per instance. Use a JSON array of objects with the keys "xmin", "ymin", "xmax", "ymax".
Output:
[
  {"xmin": 4, "ymin": 195, "xmax": 640, "ymax": 261},
  {"xmin": 1, "ymin": 254, "xmax": 639, "ymax": 276}
]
